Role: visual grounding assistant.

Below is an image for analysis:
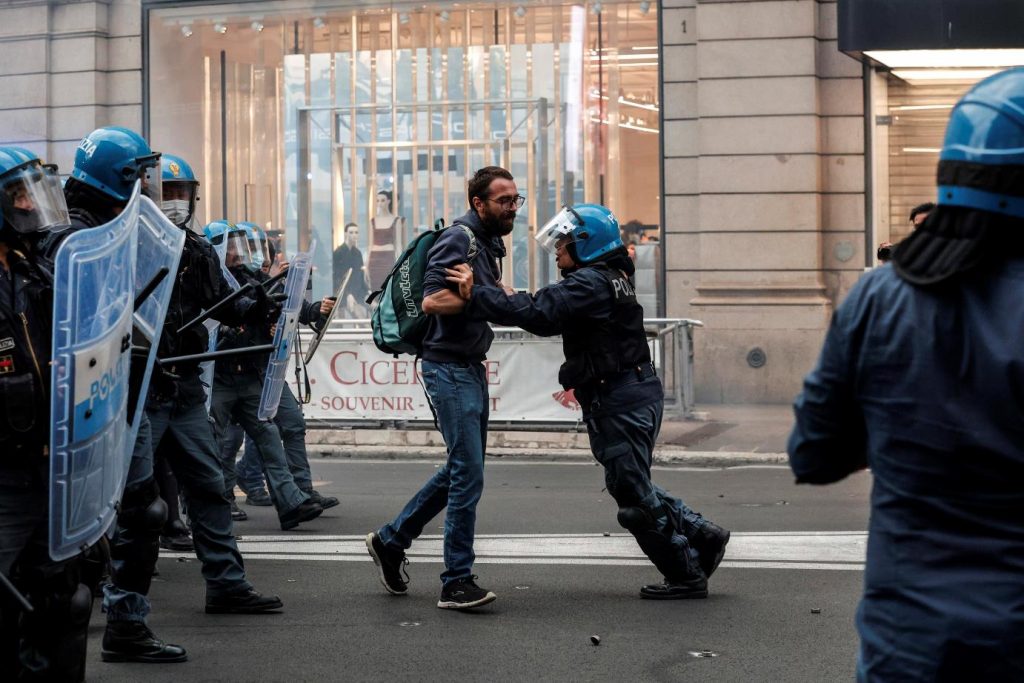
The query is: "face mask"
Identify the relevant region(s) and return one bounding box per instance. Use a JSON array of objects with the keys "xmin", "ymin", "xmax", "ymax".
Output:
[{"xmin": 161, "ymin": 199, "xmax": 190, "ymax": 226}]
